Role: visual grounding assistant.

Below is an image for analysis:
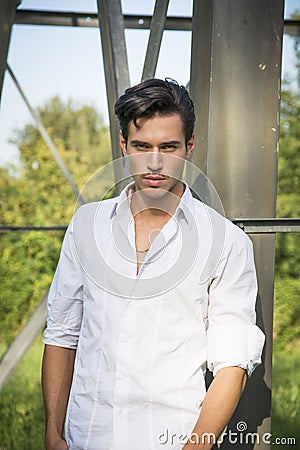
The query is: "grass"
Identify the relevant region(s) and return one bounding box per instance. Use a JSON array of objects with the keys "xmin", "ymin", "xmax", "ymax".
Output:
[
  {"xmin": 271, "ymin": 341, "xmax": 300, "ymax": 445},
  {"xmin": 0, "ymin": 336, "xmax": 299, "ymax": 449},
  {"xmin": 0, "ymin": 336, "xmax": 45, "ymax": 450}
]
